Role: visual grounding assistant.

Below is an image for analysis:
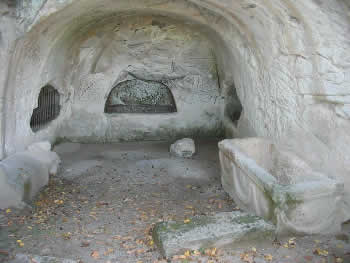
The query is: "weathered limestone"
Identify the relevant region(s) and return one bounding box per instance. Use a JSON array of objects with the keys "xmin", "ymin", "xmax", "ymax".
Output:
[
  {"xmin": 0, "ymin": 141, "xmax": 60, "ymax": 209},
  {"xmin": 170, "ymin": 138, "xmax": 196, "ymax": 158},
  {"xmin": 152, "ymin": 211, "xmax": 276, "ymax": 258},
  {"xmin": 218, "ymin": 138, "xmax": 345, "ymax": 235}
]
